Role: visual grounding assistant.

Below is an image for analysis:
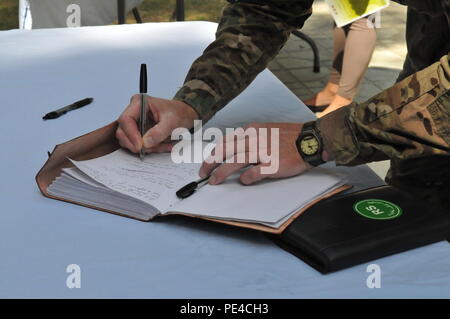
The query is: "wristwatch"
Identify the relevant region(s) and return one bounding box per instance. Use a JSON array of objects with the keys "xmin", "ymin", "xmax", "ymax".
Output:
[{"xmin": 295, "ymin": 121, "xmax": 326, "ymax": 166}]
